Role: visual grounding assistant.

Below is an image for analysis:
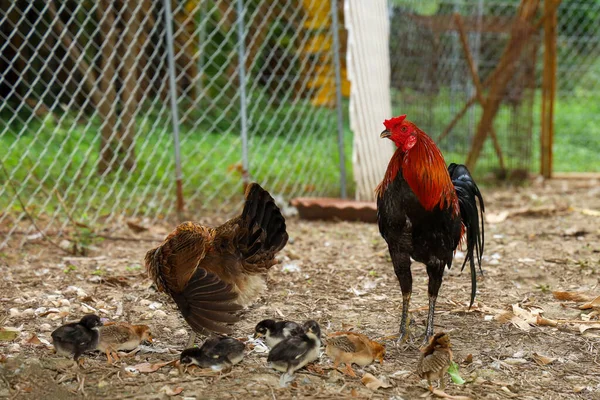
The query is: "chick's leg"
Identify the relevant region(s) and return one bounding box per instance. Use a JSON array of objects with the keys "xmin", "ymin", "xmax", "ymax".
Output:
[
  {"xmin": 343, "ymin": 364, "xmax": 357, "ymax": 378},
  {"xmin": 105, "ymin": 350, "xmax": 113, "ymax": 365},
  {"xmin": 424, "ymin": 261, "xmax": 444, "ymax": 344},
  {"xmin": 279, "ymin": 369, "xmax": 295, "ymax": 388},
  {"xmin": 390, "ymin": 249, "xmax": 412, "ymax": 343}
]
